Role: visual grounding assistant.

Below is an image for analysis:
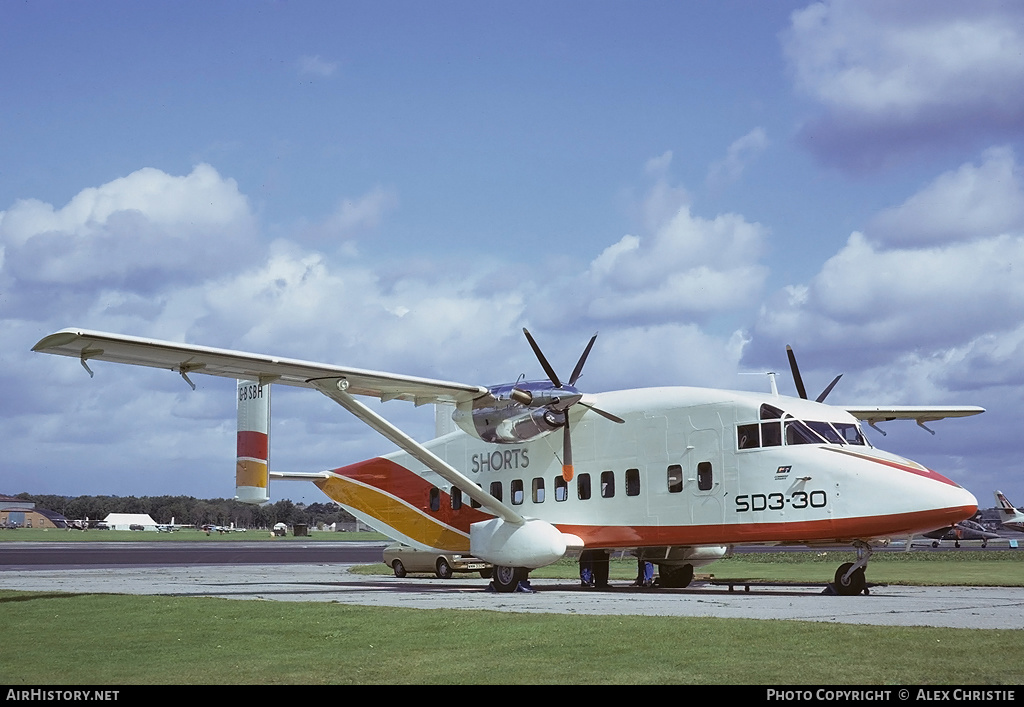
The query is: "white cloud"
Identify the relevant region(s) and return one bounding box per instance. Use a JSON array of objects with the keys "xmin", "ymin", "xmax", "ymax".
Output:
[
  {"xmin": 753, "ymin": 148, "xmax": 1024, "ymax": 398},
  {"xmin": 585, "ymin": 205, "xmax": 768, "ymax": 323},
  {"xmin": 302, "ymin": 186, "xmax": 399, "ymax": 246},
  {"xmin": 706, "ymin": 128, "xmax": 768, "ymax": 190},
  {"xmin": 868, "ymin": 147, "xmax": 1024, "ymax": 247},
  {"xmin": 297, "ymin": 55, "xmax": 339, "ymax": 78},
  {"xmin": 0, "ymin": 164, "xmax": 257, "ymax": 291},
  {"xmin": 782, "ymin": 1, "xmax": 1024, "ymax": 166}
]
